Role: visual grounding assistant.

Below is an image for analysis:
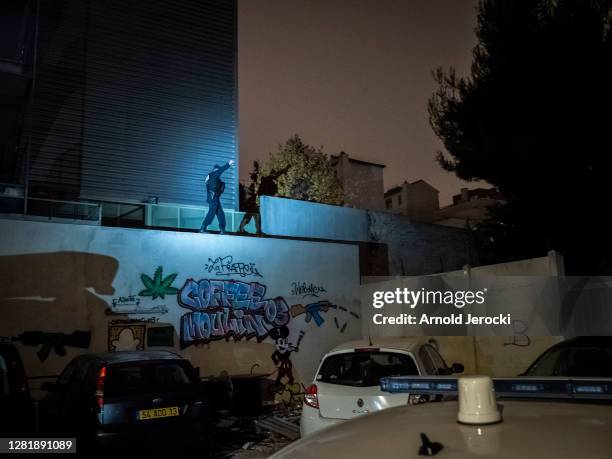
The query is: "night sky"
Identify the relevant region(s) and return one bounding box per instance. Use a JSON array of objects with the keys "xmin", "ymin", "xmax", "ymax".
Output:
[{"xmin": 239, "ymin": 0, "xmax": 480, "ymax": 205}]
